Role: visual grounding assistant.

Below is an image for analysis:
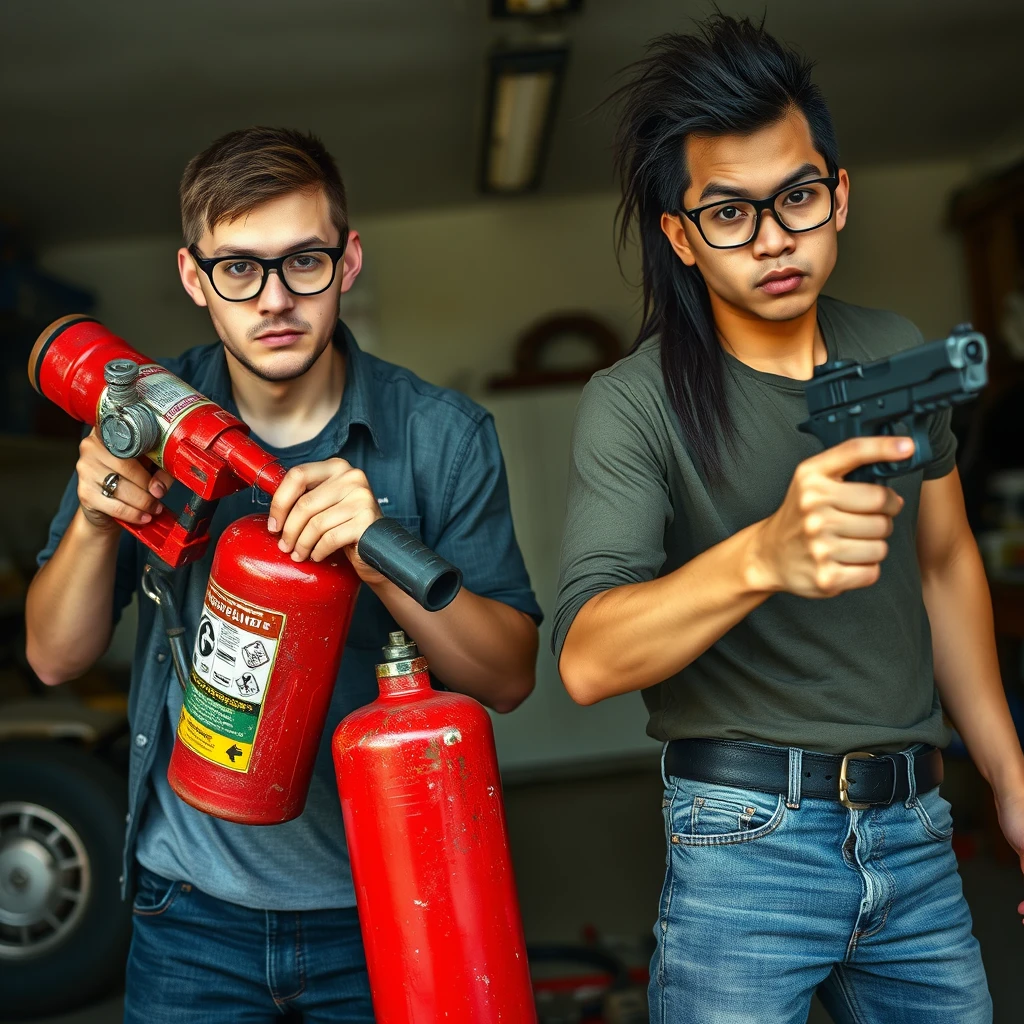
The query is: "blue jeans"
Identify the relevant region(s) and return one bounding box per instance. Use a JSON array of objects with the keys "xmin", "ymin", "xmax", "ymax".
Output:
[
  {"xmin": 650, "ymin": 748, "xmax": 991, "ymax": 1024},
  {"xmin": 124, "ymin": 866, "xmax": 374, "ymax": 1023}
]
